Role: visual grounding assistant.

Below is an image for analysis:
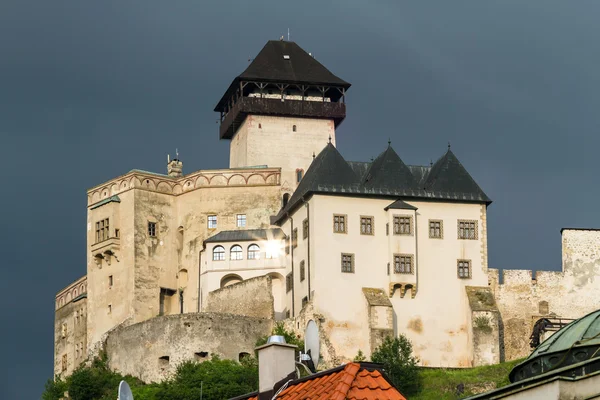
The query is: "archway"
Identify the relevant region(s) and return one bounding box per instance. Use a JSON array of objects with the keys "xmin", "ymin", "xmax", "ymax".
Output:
[{"xmin": 220, "ymin": 274, "xmax": 243, "ymax": 288}]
